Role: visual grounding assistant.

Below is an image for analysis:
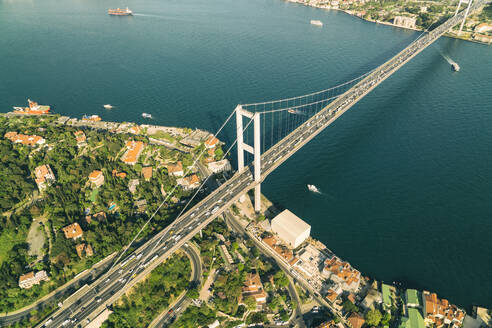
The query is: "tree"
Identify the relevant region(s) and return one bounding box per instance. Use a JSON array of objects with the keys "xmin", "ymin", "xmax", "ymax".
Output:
[
  {"xmin": 365, "ymin": 309, "xmax": 383, "ymax": 327},
  {"xmin": 244, "ymin": 296, "xmax": 257, "ymax": 310},
  {"xmin": 381, "ymin": 311, "xmax": 391, "ymax": 325},
  {"xmin": 342, "ymin": 300, "xmax": 359, "ymax": 313},
  {"xmin": 187, "ymin": 287, "xmax": 199, "ymax": 299},
  {"xmin": 273, "ymin": 270, "xmax": 289, "ymax": 288}
]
